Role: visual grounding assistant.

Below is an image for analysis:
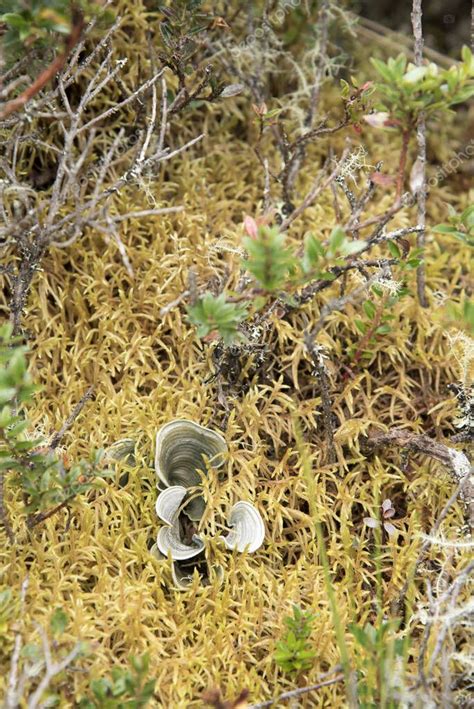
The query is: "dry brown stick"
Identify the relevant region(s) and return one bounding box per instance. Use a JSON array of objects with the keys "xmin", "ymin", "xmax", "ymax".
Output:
[
  {"xmin": 249, "ymin": 667, "xmax": 344, "ymax": 708},
  {"xmin": 27, "ymin": 493, "xmax": 77, "ymax": 530},
  {"xmin": 306, "ymin": 272, "xmax": 381, "ymax": 340},
  {"xmin": 5, "ymin": 576, "xmax": 29, "ymax": 709},
  {"xmin": 305, "ymin": 0, "xmax": 330, "ymax": 129},
  {"xmin": 354, "ymin": 16, "xmax": 454, "ymax": 69},
  {"xmin": 281, "ymin": 0, "xmax": 331, "ymax": 198},
  {"xmin": 49, "ymin": 386, "xmax": 95, "ymax": 450},
  {"xmin": 364, "ymin": 429, "xmax": 472, "ymax": 510},
  {"xmin": 26, "ymin": 625, "xmax": 84, "ymax": 709},
  {"xmin": 353, "ymin": 129, "xmax": 411, "ymax": 232},
  {"xmin": 0, "ymin": 465, "xmax": 15, "ymax": 543},
  {"xmin": 280, "ymin": 149, "xmax": 349, "ymax": 230},
  {"xmin": 0, "ymin": 10, "xmax": 85, "ymax": 120},
  {"xmin": 305, "ymin": 335, "xmax": 336, "ymax": 465},
  {"xmin": 394, "ymin": 473, "xmax": 473, "ymax": 617},
  {"xmin": 411, "ymin": 0, "xmax": 428, "ymax": 308},
  {"xmin": 426, "ymin": 559, "xmax": 474, "ymax": 675},
  {"xmin": 363, "ymin": 428, "xmax": 473, "ymax": 615},
  {"xmin": 294, "ymin": 258, "xmax": 397, "ymax": 309}
]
